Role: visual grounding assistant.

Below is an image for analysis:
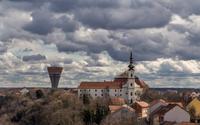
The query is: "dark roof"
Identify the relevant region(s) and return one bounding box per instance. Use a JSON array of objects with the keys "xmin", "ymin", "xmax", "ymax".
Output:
[{"xmin": 150, "ymin": 104, "xmax": 179, "ymax": 118}]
